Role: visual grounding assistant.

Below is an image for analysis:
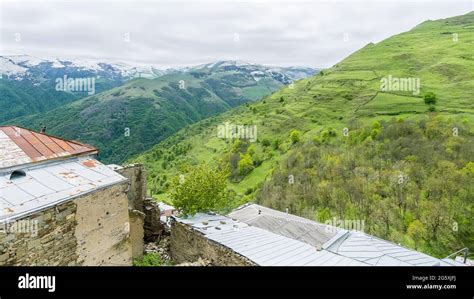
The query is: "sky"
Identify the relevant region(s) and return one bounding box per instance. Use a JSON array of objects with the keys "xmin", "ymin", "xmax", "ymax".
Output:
[{"xmin": 0, "ymin": 0, "xmax": 472, "ymax": 69}]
